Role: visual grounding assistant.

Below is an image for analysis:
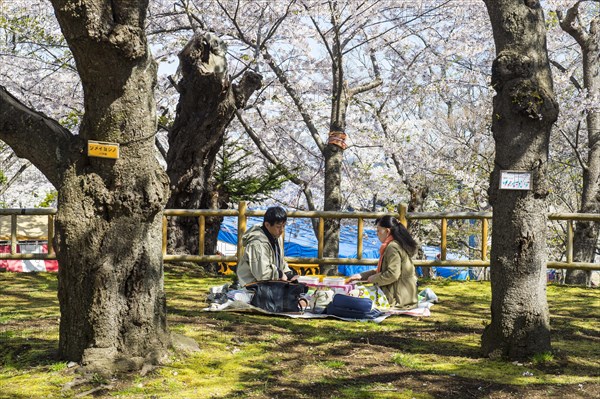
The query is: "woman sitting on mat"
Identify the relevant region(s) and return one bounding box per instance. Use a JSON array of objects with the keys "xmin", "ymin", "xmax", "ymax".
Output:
[{"xmin": 348, "ymin": 215, "xmax": 418, "ymax": 309}]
